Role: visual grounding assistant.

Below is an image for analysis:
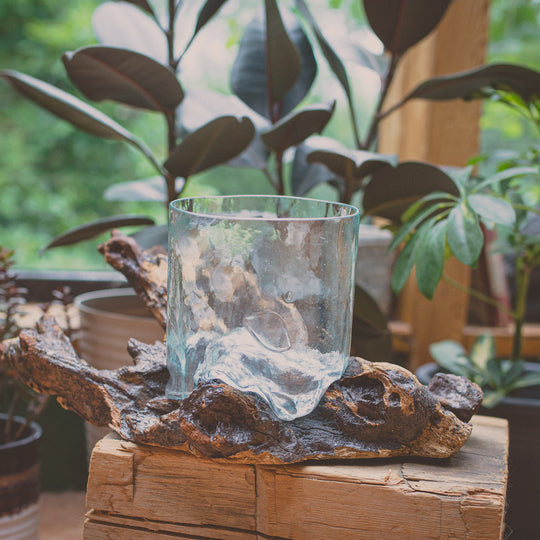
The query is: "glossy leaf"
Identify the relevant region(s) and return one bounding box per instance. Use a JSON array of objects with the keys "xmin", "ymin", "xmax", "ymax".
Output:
[
  {"xmin": 261, "ymin": 102, "xmax": 335, "ymax": 153},
  {"xmin": 307, "ymin": 139, "xmax": 395, "ymax": 181},
  {"xmin": 231, "ymin": 11, "xmax": 316, "ymax": 119},
  {"xmin": 291, "ymin": 142, "xmax": 337, "ymax": 197},
  {"xmin": 363, "ymin": 0, "xmax": 452, "ymax": 55},
  {"xmin": 363, "ymin": 162, "xmax": 459, "ymax": 223},
  {"xmin": 92, "ymin": 2, "xmax": 167, "ymax": 64},
  {"xmin": 391, "ymin": 228, "xmax": 421, "ymax": 294},
  {"xmin": 389, "ymin": 63, "xmax": 540, "ymax": 112},
  {"xmin": 468, "ymin": 194, "xmax": 515, "ymax": 226},
  {"xmin": 63, "ymin": 46, "xmax": 184, "ymax": 111},
  {"xmin": 104, "ymin": 176, "xmax": 185, "ymax": 202},
  {"xmin": 414, "ymin": 219, "xmax": 447, "ymax": 299},
  {"xmin": 176, "ymin": 88, "xmax": 269, "ymax": 170},
  {"xmin": 164, "ymin": 116, "xmax": 255, "ymax": 179},
  {"xmin": 447, "ymin": 203, "xmax": 483, "ymax": 266},
  {"xmin": 41, "ymin": 214, "xmax": 155, "ymax": 252},
  {"xmin": 0, "ymin": 70, "xmax": 163, "ymax": 174},
  {"xmin": 193, "ymin": 0, "xmax": 229, "ymax": 36},
  {"xmin": 511, "ymin": 371, "xmax": 540, "ymax": 390},
  {"xmin": 265, "ymin": 0, "xmax": 301, "ymax": 103},
  {"xmin": 350, "ymin": 285, "xmax": 393, "ymax": 363}
]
